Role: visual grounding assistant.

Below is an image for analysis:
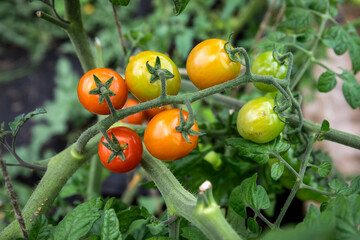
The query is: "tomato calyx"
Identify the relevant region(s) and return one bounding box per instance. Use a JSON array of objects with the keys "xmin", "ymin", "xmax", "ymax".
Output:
[
  {"xmin": 146, "ymin": 56, "xmax": 175, "ymax": 84},
  {"xmin": 100, "ymin": 131, "xmax": 128, "ymax": 163},
  {"xmin": 175, "ymin": 102, "xmax": 204, "ymax": 144},
  {"xmin": 89, "ymin": 75, "xmax": 116, "ymax": 103},
  {"xmin": 224, "ymin": 42, "xmax": 242, "ymax": 64}
]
